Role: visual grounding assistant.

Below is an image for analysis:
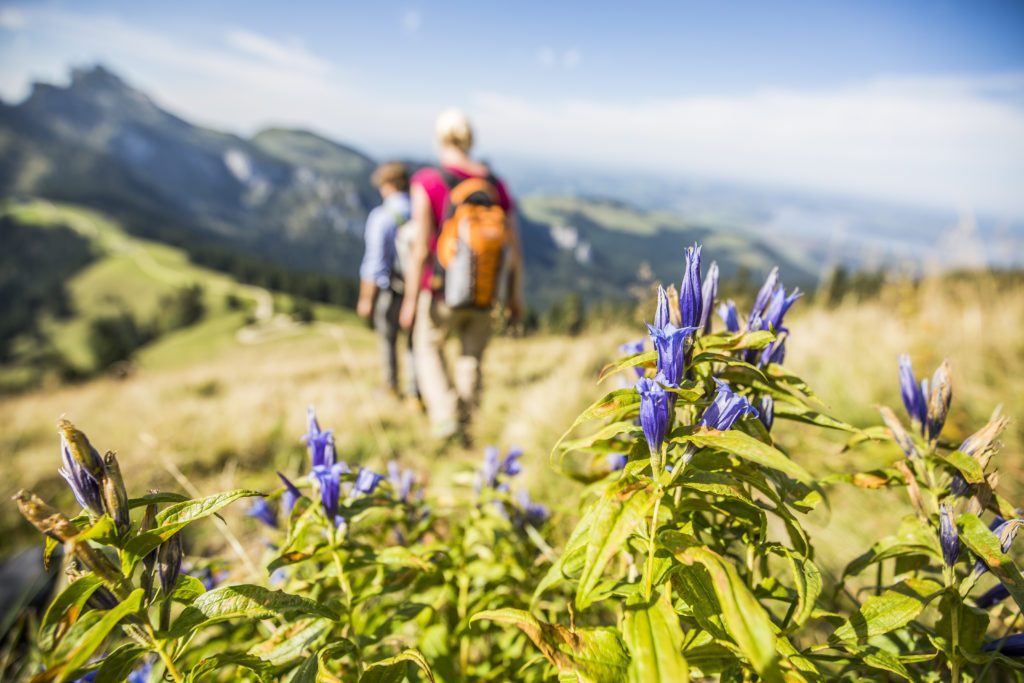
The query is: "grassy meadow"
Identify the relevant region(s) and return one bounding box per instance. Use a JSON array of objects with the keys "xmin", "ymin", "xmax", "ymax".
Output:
[{"xmin": 1, "ymin": 200, "xmax": 1021, "ymax": 583}]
